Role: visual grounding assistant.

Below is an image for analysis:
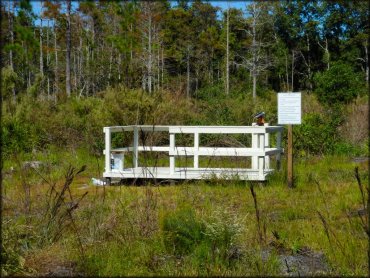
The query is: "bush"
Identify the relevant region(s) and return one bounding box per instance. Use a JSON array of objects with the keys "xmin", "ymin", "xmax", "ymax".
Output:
[
  {"xmin": 162, "ymin": 207, "xmax": 205, "ymax": 256},
  {"xmin": 2, "ymin": 116, "xmax": 35, "ymax": 157},
  {"xmin": 294, "ymin": 110, "xmax": 343, "ymax": 155},
  {"xmin": 313, "ymin": 62, "xmax": 363, "ymax": 105},
  {"xmin": 161, "ymin": 207, "xmax": 243, "ymax": 272}
]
